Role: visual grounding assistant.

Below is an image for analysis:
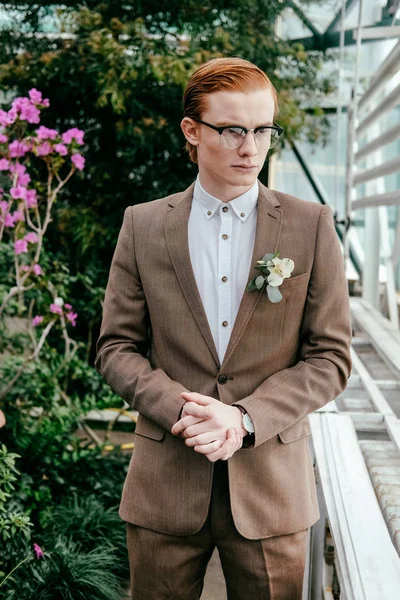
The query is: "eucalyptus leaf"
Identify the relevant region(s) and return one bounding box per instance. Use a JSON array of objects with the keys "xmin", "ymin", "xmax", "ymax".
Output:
[
  {"xmin": 255, "ymin": 275, "xmax": 265, "ymax": 289},
  {"xmin": 261, "ymin": 253, "xmax": 275, "ymax": 263},
  {"xmin": 266, "ymin": 285, "xmax": 282, "ymax": 303},
  {"xmin": 246, "ymin": 279, "xmax": 258, "ymax": 291}
]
